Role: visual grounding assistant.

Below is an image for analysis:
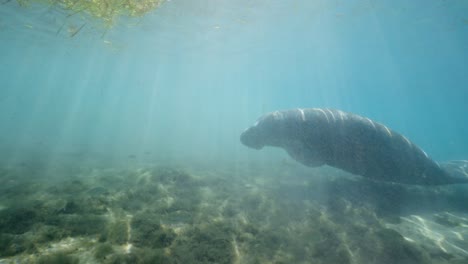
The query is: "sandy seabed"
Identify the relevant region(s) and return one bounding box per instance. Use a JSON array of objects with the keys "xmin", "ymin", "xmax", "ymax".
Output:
[{"xmin": 1, "ymin": 160, "xmax": 468, "ymax": 264}]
